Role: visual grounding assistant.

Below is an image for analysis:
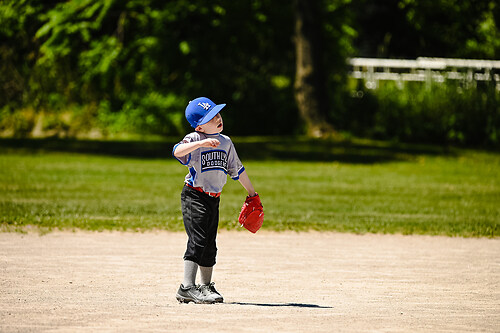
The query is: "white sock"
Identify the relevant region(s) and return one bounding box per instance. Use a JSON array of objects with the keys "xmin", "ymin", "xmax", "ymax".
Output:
[
  {"xmin": 199, "ymin": 265, "xmax": 213, "ymax": 285},
  {"xmin": 182, "ymin": 260, "xmax": 198, "ymax": 288}
]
